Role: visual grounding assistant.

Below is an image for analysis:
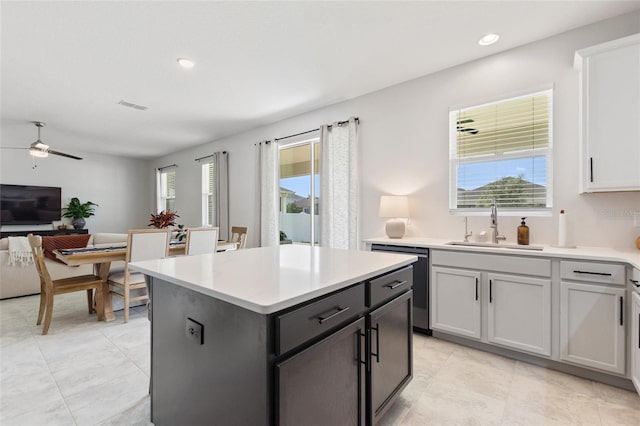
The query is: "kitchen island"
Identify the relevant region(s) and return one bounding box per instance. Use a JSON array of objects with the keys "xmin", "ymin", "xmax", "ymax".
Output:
[{"xmin": 130, "ymin": 245, "xmax": 417, "ymax": 426}]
